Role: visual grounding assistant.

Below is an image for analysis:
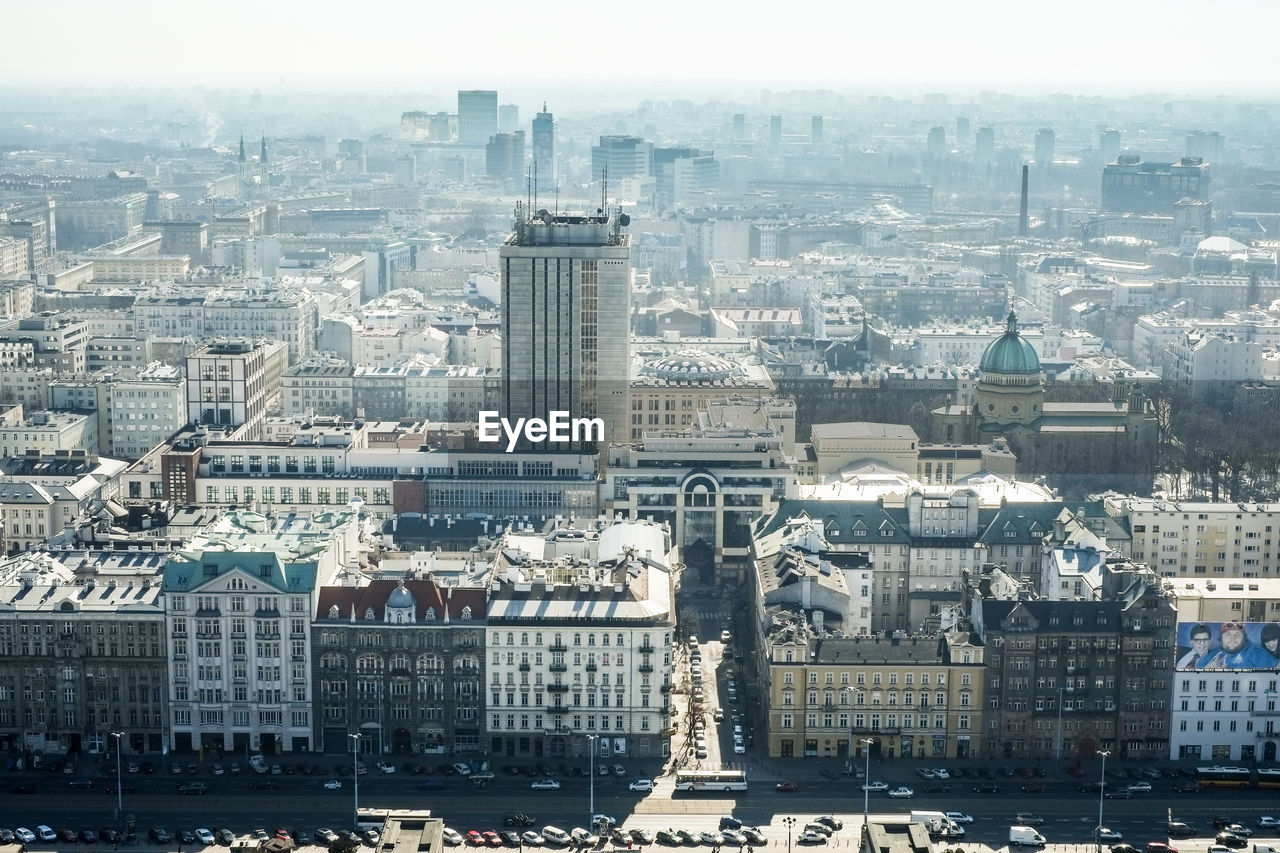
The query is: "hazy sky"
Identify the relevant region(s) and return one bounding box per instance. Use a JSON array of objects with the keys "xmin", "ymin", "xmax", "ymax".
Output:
[{"xmin": 6, "ymin": 0, "xmax": 1279, "ymax": 95}]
